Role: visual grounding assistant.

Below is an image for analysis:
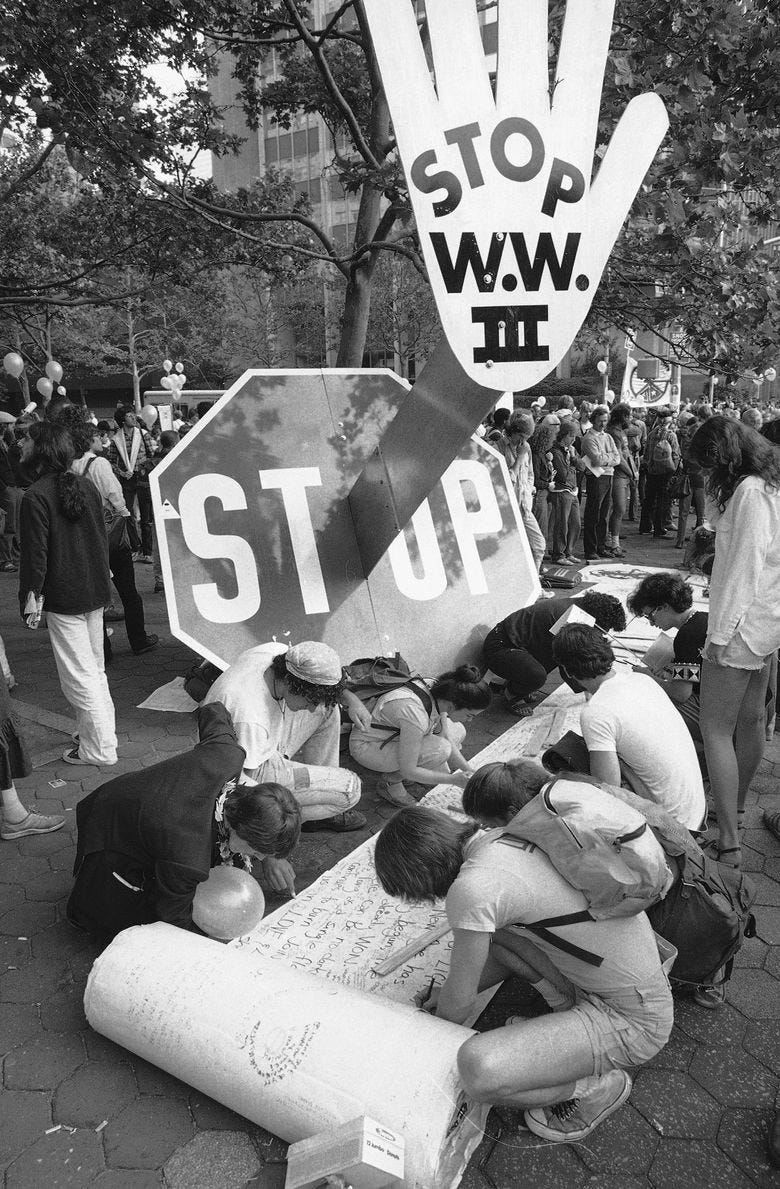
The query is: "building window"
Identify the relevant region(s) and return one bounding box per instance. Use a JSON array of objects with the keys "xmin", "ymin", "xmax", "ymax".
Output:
[
  {"xmin": 294, "ymin": 178, "xmax": 322, "ymax": 204},
  {"xmin": 293, "ymin": 129, "xmax": 308, "ymax": 158},
  {"xmin": 264, "ymin": 138, "xmax": 279, "ymax": 164},
  {"xmin": 278, "ymin": 132, "xmax": 292, "ymax": 161},
  {"xmin": 308, "ymin": 127, "xmax": 320, "ymax": 154}
]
